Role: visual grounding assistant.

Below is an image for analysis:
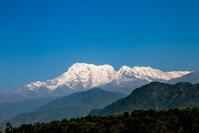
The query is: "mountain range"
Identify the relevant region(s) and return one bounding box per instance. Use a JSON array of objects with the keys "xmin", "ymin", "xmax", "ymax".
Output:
[
  {"xmin": 3, "ymin": 82, "xmax": 199, "ymax": 127},
  {"xmin": 0, "ymin": 63, "xmax": 189, "ymax": 103},
  {"xmin": 1, "ymin": 63, "xmax": 198, "ymax": 127}
]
